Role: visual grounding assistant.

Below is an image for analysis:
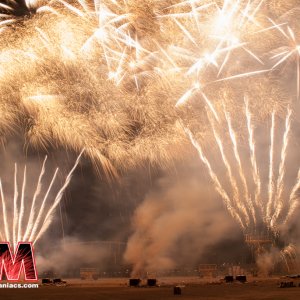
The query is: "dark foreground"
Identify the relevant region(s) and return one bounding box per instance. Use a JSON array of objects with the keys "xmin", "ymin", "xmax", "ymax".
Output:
[{"xmin": 1, "ymin": 277, "xmax": 300, "ymax": 300}]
